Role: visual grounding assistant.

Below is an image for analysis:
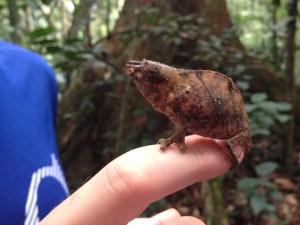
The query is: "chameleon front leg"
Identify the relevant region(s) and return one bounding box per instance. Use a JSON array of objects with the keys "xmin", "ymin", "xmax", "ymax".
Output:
[
  {"xmin": 158, "ymin": 125, "xmax": 187, "ymax": 152},
  {"xmin": 225, "ymin": 130, "xmax": 251, "ymax": 169},
  {"xmin": 157, "ymin": 109, "xmax": 189, "ymax": 152}
]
